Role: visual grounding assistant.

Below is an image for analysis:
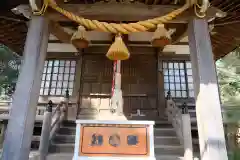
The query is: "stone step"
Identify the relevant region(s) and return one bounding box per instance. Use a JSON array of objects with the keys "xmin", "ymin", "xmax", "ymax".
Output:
[
  {"xmin": 47, "ymin": 154, "xmax": 184, "ymax": 160},
  {"xmin": 53, "ymin": 134, "xmax": 75, "ymax": 143},
  {"xmin": 49, "ymin": 143, "xmax": 184, "ymax": 156},
  {"xmin": 77, "ymin": 115, "xmax": 98, "ymax": 120},
  {"xmin": 62, "ymin": 120, "xmax": 76, "ymax": 127},
  {"xmin": 191, "ymin": 129, "xmax": 199, "ymax": 139},
  {"xmin": 50, "ymin": 120, "xmax": 184, "ymax": 158},
  {"xmin": 154, "ymin": 128, "xmax": 177, "ymax": 137},
  {"xmin": 191, "ymin": 117, "xmax": 197, "ymax": 123},
  {"xmin": 193, "ymin": 144, "xmax": 200, "ymax": 153},
  {"xmin": 53, "ymin": 135, "xmax": 180, "ymax": 146},
  {"xmin": 155, "ymin": 155, "xmax": 184, "ymax": 160},
  {"xmin": 57, "ymin": 125, "xmax": 176, "ymax": 136},
  {"xmin": 77, "ymin": 113, "xmax": 169, "ymax": 120},
  {"xmin": 47, "ymin": 153, "xmax": 73, "ymax": 160},
  {"xmin": 78, "ymin": 112, "xmax": 138, "ymax": 120},
  {"xmin": 58, "ymin": 127, "xmax": 76, "ymax": 135},
  {"xmin": 154, "ymin": 145, "xmax": 183, "ymax": 156},
  {"xmin": 128, "ymin": 117, "xmax": 168, "ymax": 121},
  {"xmin": 154, "ymin": 136, "xmax": 180, "ymax": 145},
  {"xmin": 154, "ymin": 121, "xmax": 173, "ymax": 128},
  {"xmin": 31, "ymin": 141, "xmax": 40, "ymax": 150},
  {"xmin": 49, "ymin": 143, "xmax": 74, "ymax": 153},
  {"xmin": 191, "ymin": 126, "xmax": 198, "ymax": 130},
  {"xmin": 61, "ymin": 120, "xmax": 172, "ymax": 127},
  {"xmin": 61, "ymin": 120, "xmax": 171, "ymax": 127},
  {"xmin": 189, "ymin": 111, "xmax": 196, "ymax": 117},
  {"xmin": 192, "ymin": 138, "xmax": 199, "ymax": 144}
]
